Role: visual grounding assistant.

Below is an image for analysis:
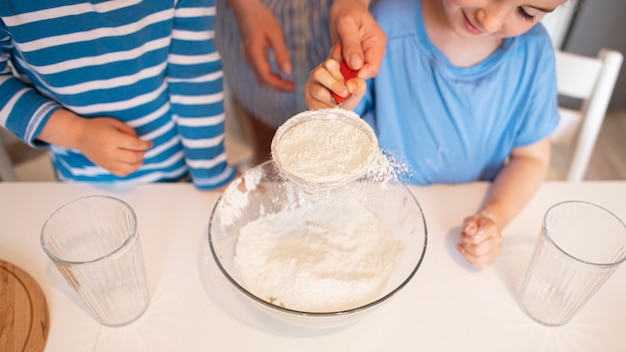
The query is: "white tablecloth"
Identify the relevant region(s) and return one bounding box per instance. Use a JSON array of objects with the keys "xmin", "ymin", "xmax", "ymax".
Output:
[{"xmin": 1, "ymin": 181, "xmax": 624, "ymax": 352}]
